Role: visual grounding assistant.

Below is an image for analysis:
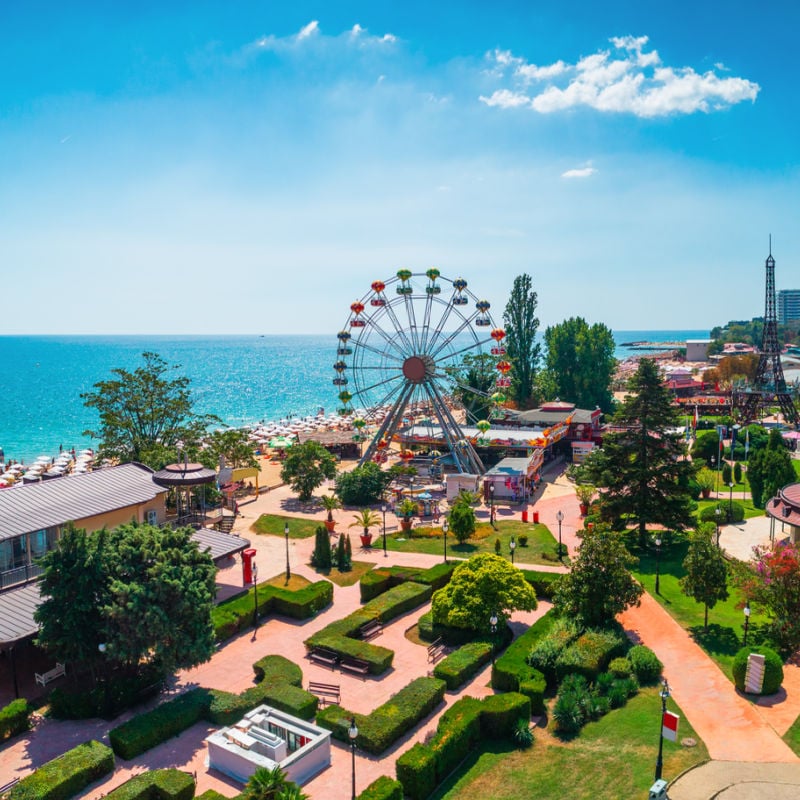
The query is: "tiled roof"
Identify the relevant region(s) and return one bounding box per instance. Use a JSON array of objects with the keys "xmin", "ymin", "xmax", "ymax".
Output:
[
  {"xmin": 0, "ymin": 463, "xmax": 166, "ymax": 542},
  {"xmin": 191, "ymin": 528, "xmax": 250, "ymax": 563},
  {"xmin": 0, "ymin": 582, "xmax": 41, "ymax": 644}
]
